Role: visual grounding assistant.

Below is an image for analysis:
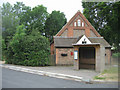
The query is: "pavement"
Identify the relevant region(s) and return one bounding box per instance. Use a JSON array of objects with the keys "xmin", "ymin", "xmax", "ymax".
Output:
[
  {"xmin": 3, "ymin": 68, "xmax": 118, "ymax": 88},
  {"xmin": 0, "ymin": 61, "xmax": 118, "ymax": 84}
]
